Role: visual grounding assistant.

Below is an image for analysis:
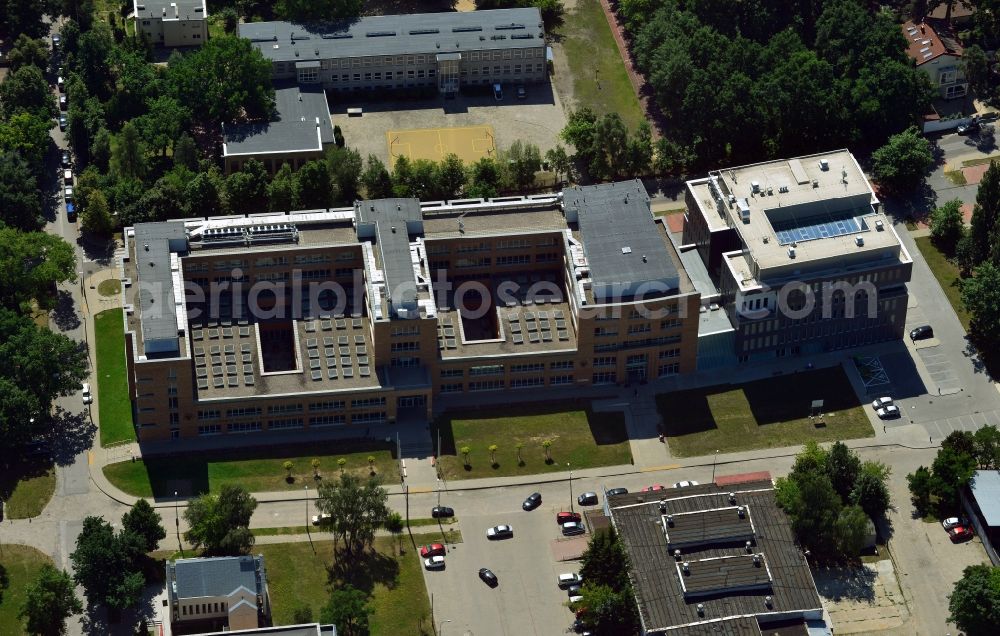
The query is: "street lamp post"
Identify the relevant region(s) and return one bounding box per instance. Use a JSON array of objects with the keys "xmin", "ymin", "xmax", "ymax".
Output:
[
  {"xmin": 305, "ymin": 485, "xmax": 309, "ymax": 532},
  {"xmin": 438, "ymin": 619, "xmax": 452, "ymax": 635},
  {"xmin": 712, "ymin": 450, "xmax": 719, "ymax": 483},
  {"xmin": 174, "ymin": 490, "xmax": 182, "ymax": 555},
  {"xmin": 567, "ymin": 463, "xmax": 573, "ymax": 513}
]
